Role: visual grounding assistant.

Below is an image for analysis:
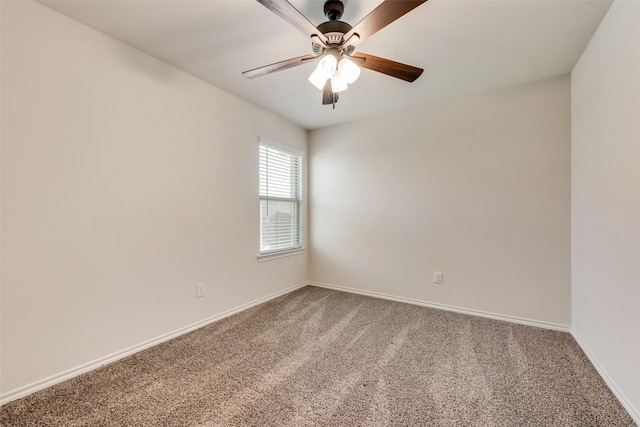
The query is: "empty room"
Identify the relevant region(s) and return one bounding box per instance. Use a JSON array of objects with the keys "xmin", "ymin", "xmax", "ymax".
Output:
[{"xmin": 1, "ymin": 0, "xmax": 638, "ymax": 425}]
